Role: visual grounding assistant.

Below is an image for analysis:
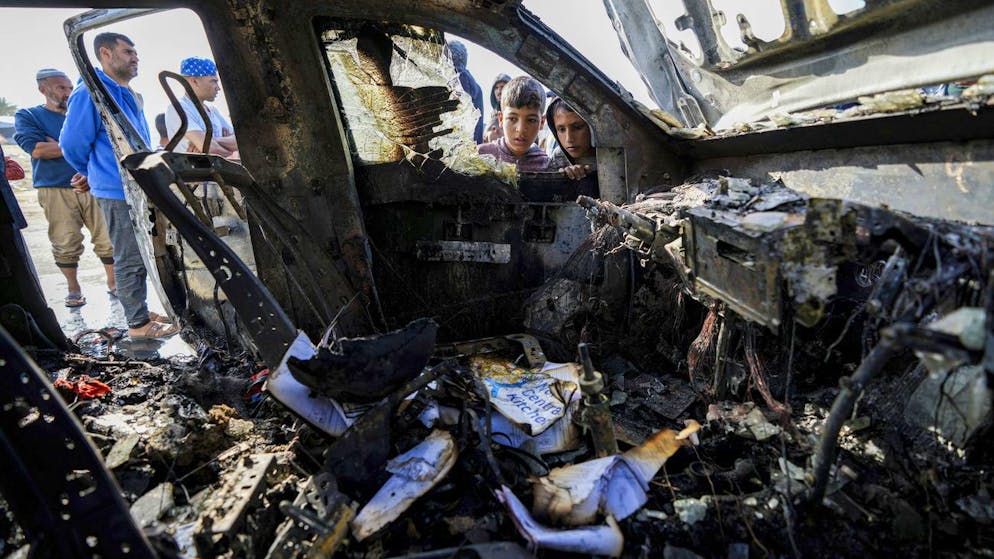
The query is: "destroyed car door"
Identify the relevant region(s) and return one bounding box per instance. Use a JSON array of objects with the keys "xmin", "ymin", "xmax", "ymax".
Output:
[{"xmin": 317, "ymin": 21, "xmax": 600, "ymax": 339}]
